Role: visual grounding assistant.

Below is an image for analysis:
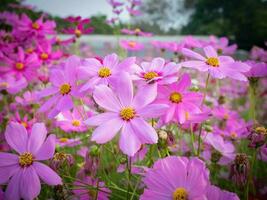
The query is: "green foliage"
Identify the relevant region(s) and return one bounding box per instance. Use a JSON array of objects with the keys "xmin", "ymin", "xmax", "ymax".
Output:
[{"xmin": 182, "ymin": 0, "xmax": 267, "ymax": 49}]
